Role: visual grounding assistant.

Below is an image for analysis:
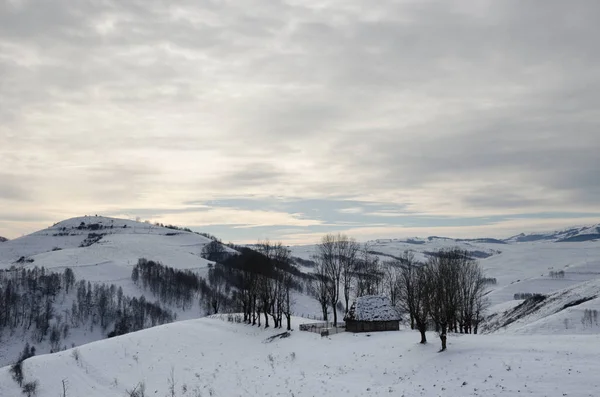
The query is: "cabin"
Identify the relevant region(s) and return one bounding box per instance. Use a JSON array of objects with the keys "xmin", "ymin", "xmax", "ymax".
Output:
[{"xmin": 344, "ymin": 295, "xmax": 401, "ymax": 333}]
